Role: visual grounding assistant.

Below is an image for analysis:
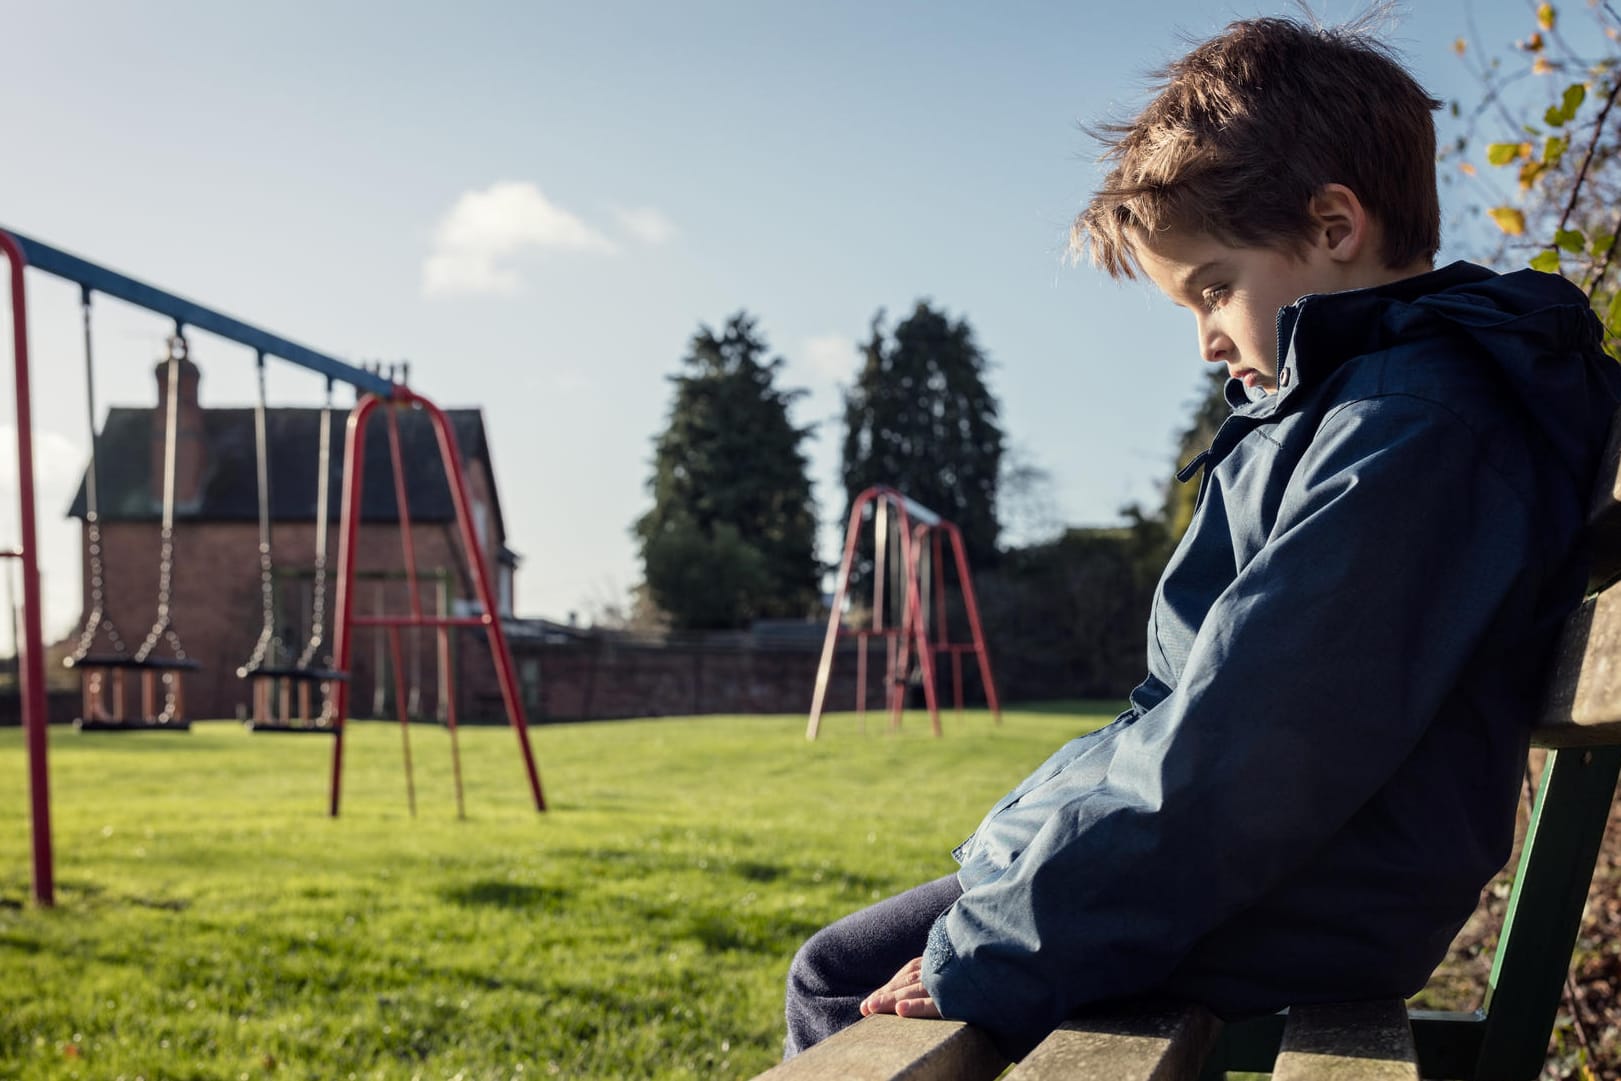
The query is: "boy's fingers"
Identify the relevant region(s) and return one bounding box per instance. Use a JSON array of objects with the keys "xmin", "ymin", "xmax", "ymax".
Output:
[
  {"xmin": 861, "ymin": 979, "xmax": 930, "ymax": 1016},
  {"xmin": 861, "ymin": 956, "xmax": 930, "ymax": 1016},
  {"xmin": 895, "ymin": 997, "xmax": 941, "ymax": 1019},
  {"xmin": 880, "ymin": 959, "xmax": 922, "ymax": 988}
]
